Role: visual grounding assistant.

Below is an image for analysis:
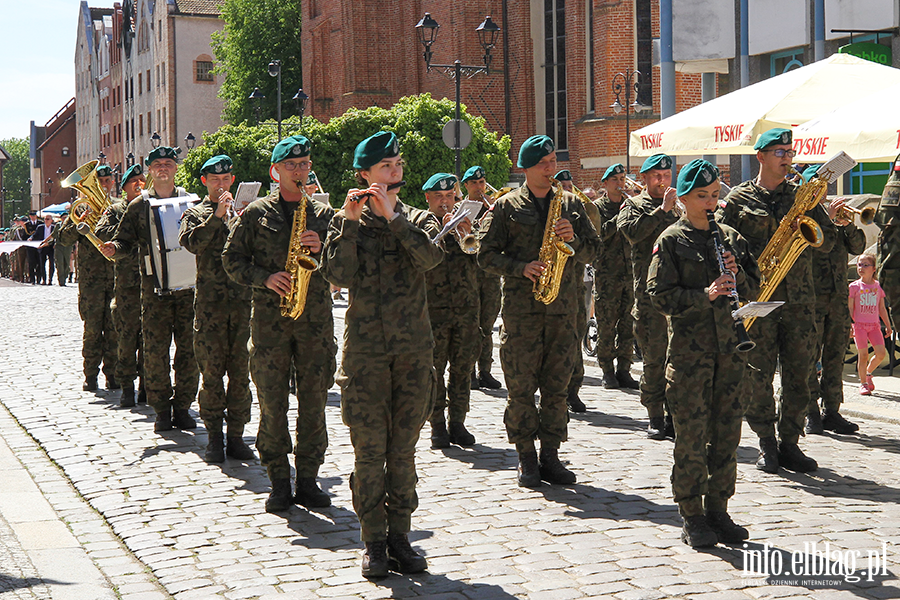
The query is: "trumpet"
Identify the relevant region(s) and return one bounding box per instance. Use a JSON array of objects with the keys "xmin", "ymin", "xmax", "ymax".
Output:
[
  {"xmin": 485, "ymin": 181, "xmax": 513, "ymax": 202},
  {"xmin": 618, "ymin": 176, "xmax": 644, "ymax": 197},
  {"xmin": 836, "ymin": 203, "xmax": 876, "ymax": 226},
  {"xmin": 433, "ymin": 204, "xmax": 479, "ymax": 254}
]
